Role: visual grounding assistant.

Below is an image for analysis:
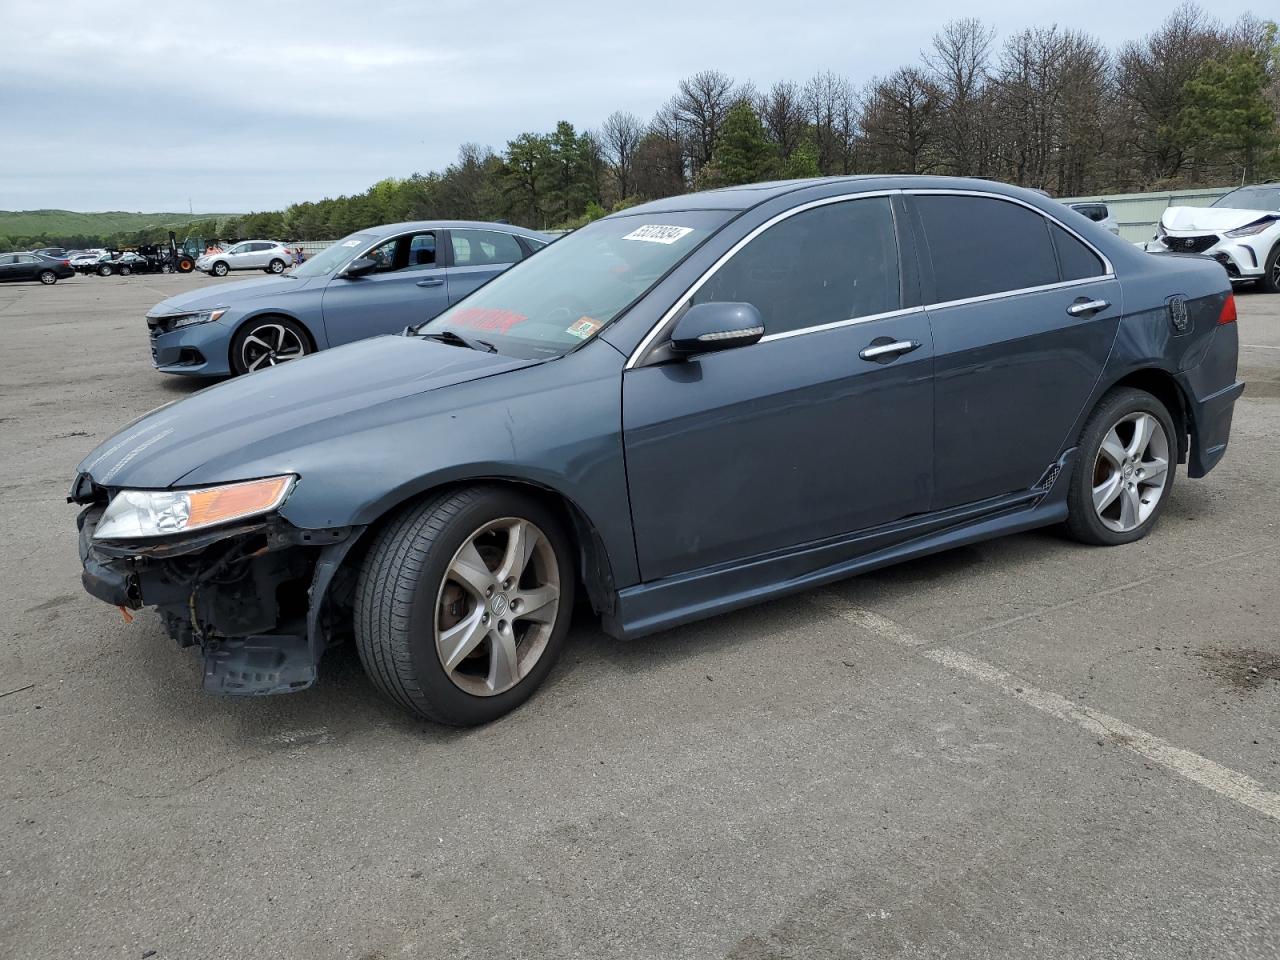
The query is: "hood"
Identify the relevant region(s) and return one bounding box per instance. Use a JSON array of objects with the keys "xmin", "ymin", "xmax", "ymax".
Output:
[
  {"xmin": 147, "ymin": 275, "xmax": 318, "ymax": 317},
  {"xmin": 1161, "ymin": 205, "xmax": 1276, "ymax": 232},
  {"xmin": 76, "ymin": 336, "xmax": 538, "ymax": 489}
]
